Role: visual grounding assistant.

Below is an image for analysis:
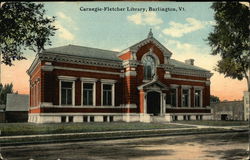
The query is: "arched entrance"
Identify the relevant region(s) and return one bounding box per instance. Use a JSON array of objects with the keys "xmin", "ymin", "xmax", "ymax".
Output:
[{"xmin": 147, "ymin": 91, "xmax": 161, "ymax": 115}]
